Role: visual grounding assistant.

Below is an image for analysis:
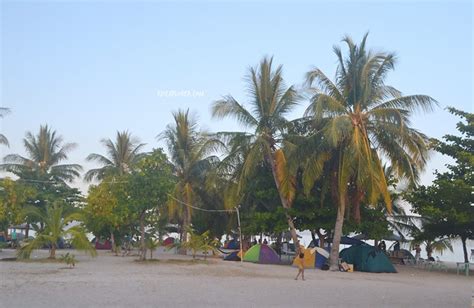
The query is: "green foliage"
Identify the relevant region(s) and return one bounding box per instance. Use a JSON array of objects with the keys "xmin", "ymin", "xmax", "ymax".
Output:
[
  {"xmin": 406, "ymin": 108, "xmax": 473, "ymax": 262},
  {"xmin": 162, "ymin": 110, "xmax": 221, "ymax": 242},
  {"xmin": 0, "ymin": 178, "xmax": 36, "ymax": 232},
  {"xmin": 145, "ymin": 237, "xmax": 161, "ymax": 259},
  {"xmin": 60, "ymin": 252, "xmax": 77, "ymax": 268},
  {"xmin": 85, "ymin": 131, "xmax": 146, "ymax": 182},
  {"xmin": 84, "ymin": 176, "xmax": 130, "ymax": 239},
  {"xmin": 178, "ymin": 229, "xmax": 220, "ymax": 260},
  {"xmin": 128, "ymin": 149, "xmax": 176, "ymax": 215},
  {"xmin": 211, "ymin": 57, "xmax": 302, "ymax": 247},
  {"xmin": 0, "ymin": 107, "xmax": 10, "ymax": 146},
  {"xmin": 1, "ymin": 125, "xmax": 82, "ymax": 182},
  {"xmin": 17, "ymin": 202, "xmax": 97, "ymax": 259}
]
